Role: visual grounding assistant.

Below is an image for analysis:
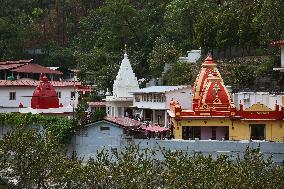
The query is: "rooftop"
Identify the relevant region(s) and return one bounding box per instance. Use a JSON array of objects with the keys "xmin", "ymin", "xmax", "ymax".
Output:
[
  {"xmin": 0, "ymin": 79, "xmax": 81, "ymax": 87},
  {"xmin": 130, "ymin": 85, "xmax": 189, "ymax": 94},
  {"xmin": 87, "ymin": 101, "xmax": 106, "ymax": 107},
  {"xmin": 11, "ymin": 64, "xmax": 63, "ymax": 75},
  {"xmin": 104, "ymin": 116, "xmax": 142, "ymax": 128},
  {"xmin": 270, "ymin": 39, "xmax": 284, "ymax": 46}
]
